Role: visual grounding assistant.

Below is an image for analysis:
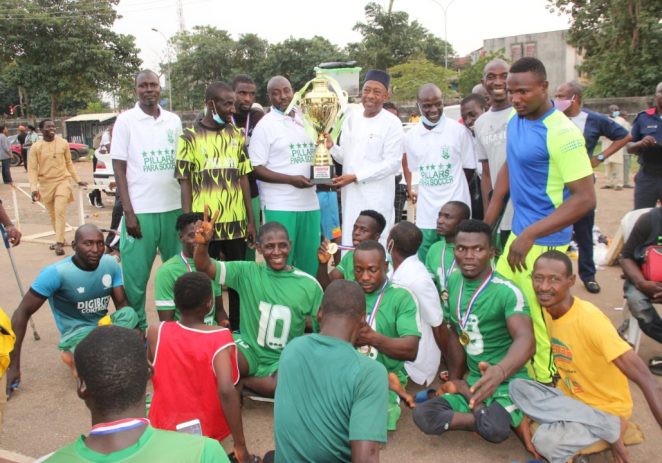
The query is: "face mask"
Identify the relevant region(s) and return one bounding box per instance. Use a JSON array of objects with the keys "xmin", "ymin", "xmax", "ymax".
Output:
[
  {"xmin": 210, "ymin": 101, "xmax": 225, "ymax": 126},
  {"xmin": 612, "ymin": 111, "xmax": 620, "ymax": 118},
  {"xmin": 418, "ymin": 104, "xmax": 441, "ymax": 127},
  {"xmin": 554, "ymin": 95, "xmax": 575, "ymax": 112}
]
